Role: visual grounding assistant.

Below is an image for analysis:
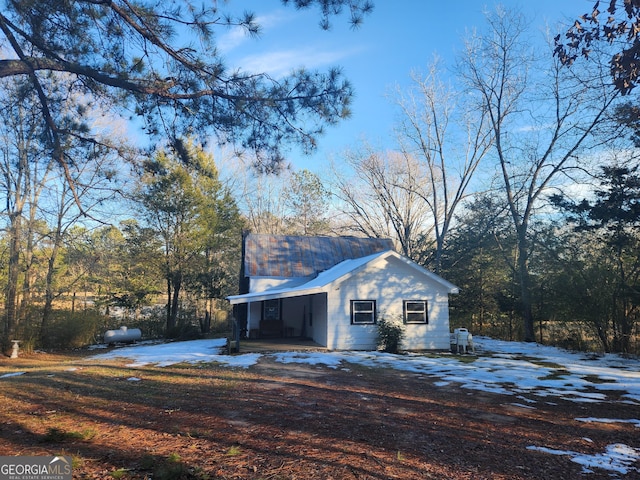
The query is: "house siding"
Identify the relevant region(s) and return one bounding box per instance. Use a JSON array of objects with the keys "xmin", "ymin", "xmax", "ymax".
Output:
[
  {"xmin": 326, "ymin": 255, "xmax": 451, "ymax": 350},
  {"xmin": 310, "ymin": 293, "xmax": 328, "ymax": 347},
  {"xmin": 249, "ymin": 276, "xmax": 310, "ymax": 293}
]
